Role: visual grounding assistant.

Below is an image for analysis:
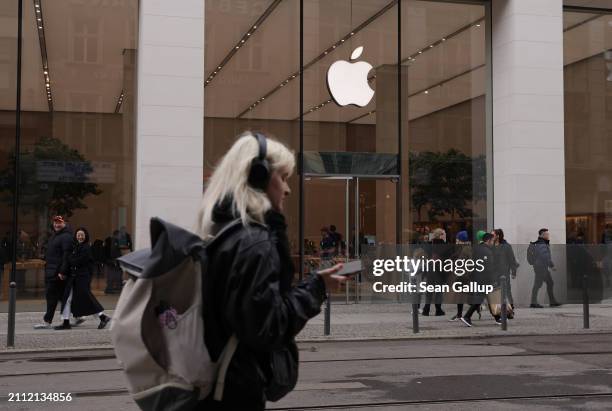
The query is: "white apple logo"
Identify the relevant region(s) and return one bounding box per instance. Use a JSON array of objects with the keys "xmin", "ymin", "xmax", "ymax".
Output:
[{"xmin": 326, "ymin": 46, "xmax": 374, "ymax": 107}]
